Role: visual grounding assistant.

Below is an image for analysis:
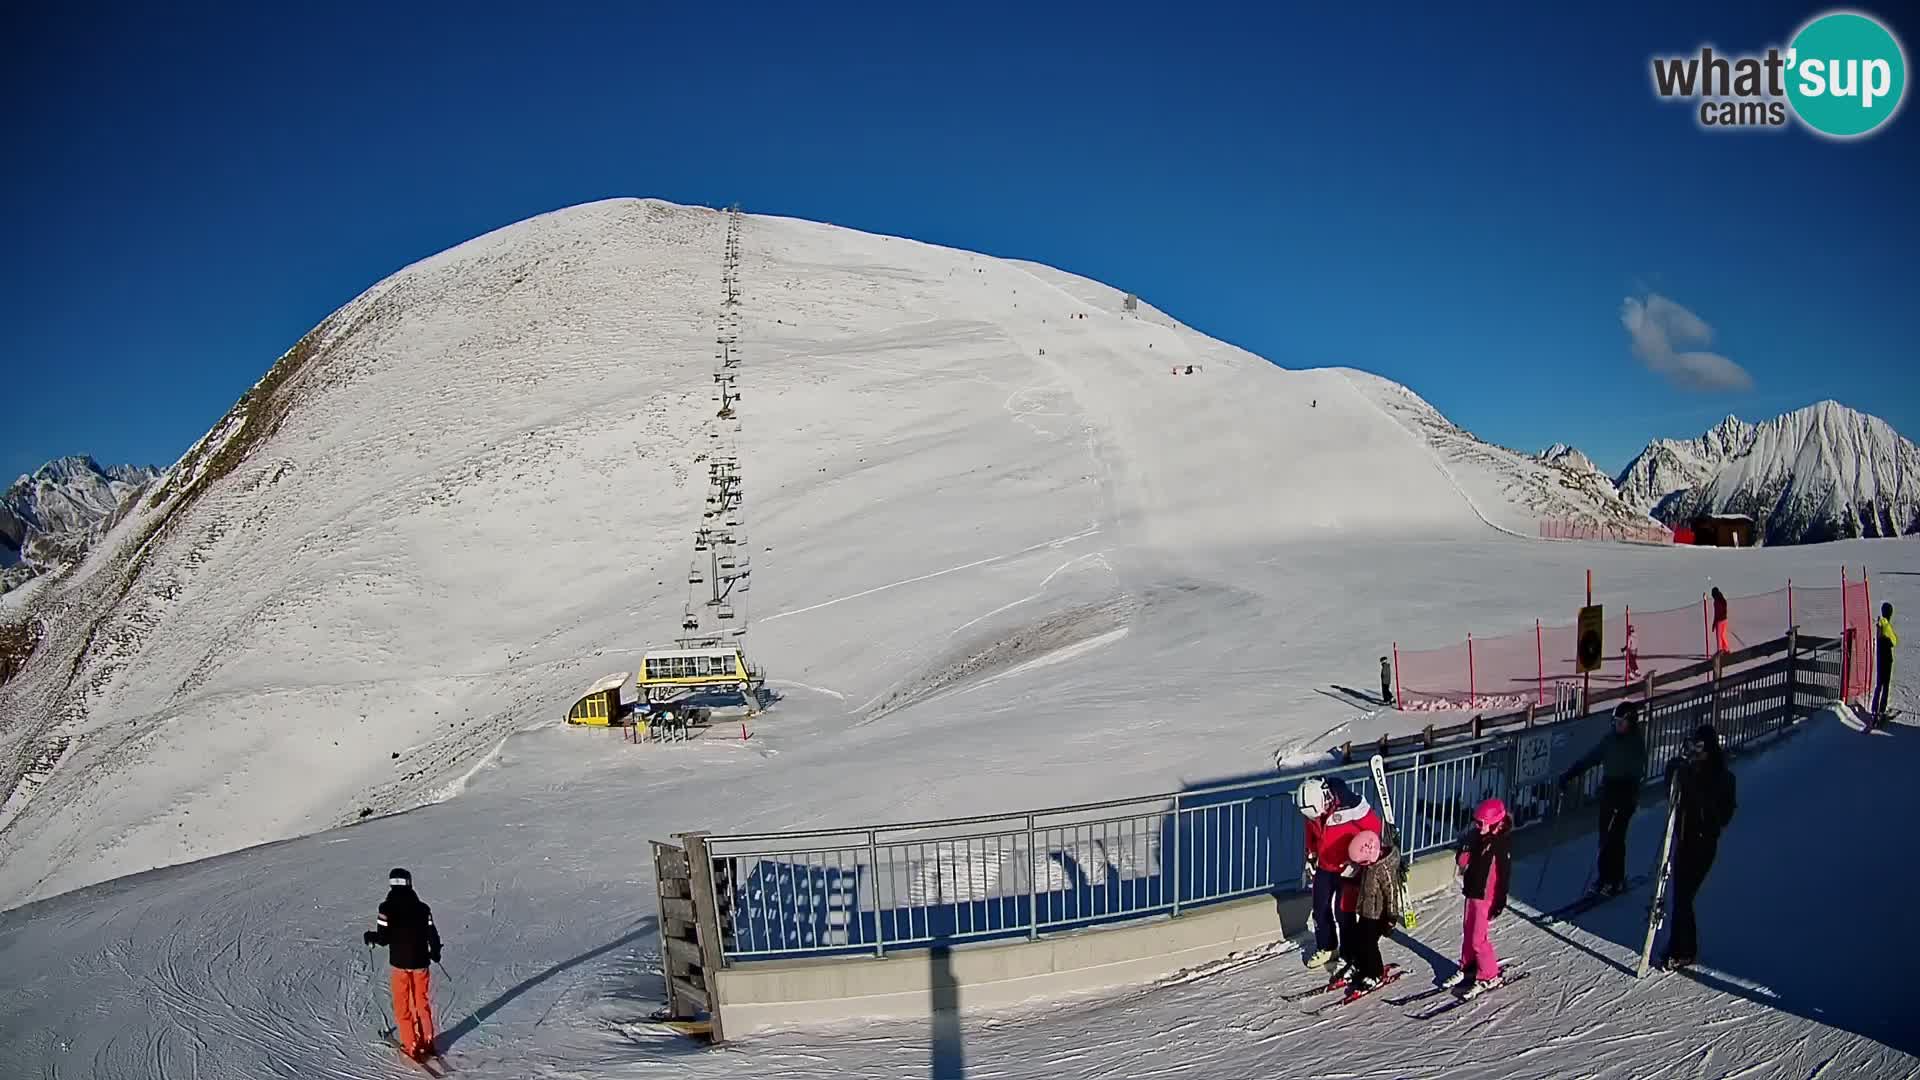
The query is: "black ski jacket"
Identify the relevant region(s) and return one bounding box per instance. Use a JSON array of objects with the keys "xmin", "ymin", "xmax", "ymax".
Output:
[
  {"xmin": 367, "ymin": 886, "xmax": 441, "ymax": 970},
  {"xmin": 1666, "ymin": 754, "xmax": 1737, "ymax": 846},
  {"xmin": 1460, "ymin": 826, "xmax": 1511, "ymax": 916}
]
